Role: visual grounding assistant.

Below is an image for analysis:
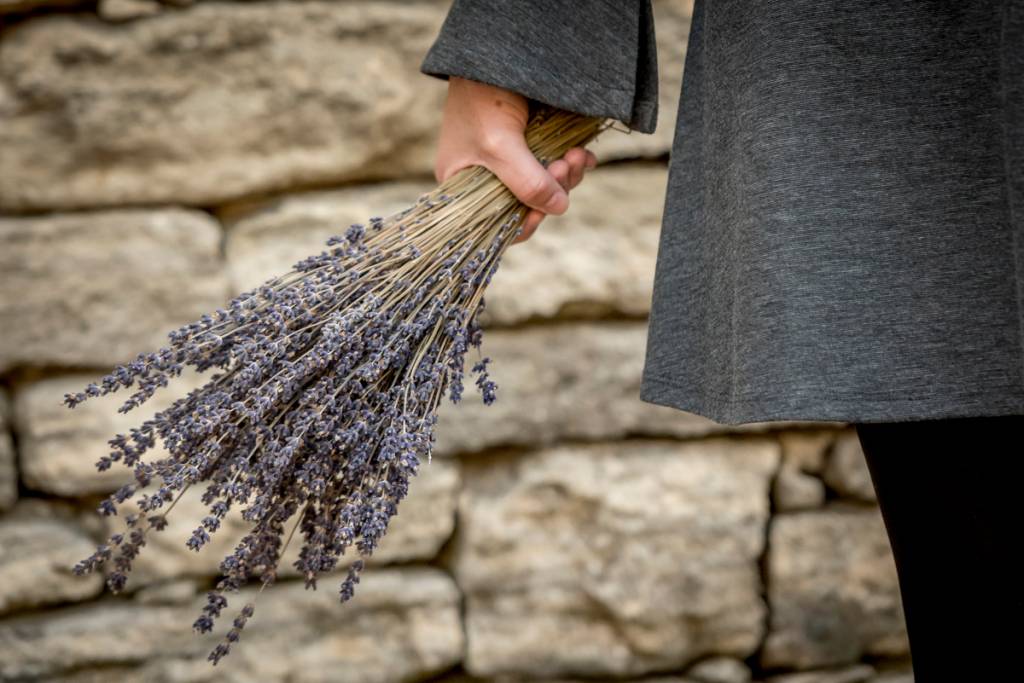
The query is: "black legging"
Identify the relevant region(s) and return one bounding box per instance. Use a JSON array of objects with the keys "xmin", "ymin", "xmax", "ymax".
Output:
[{"xmin": 853, "ymin": 414, "xmax": 1023, "ymax": 681}]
